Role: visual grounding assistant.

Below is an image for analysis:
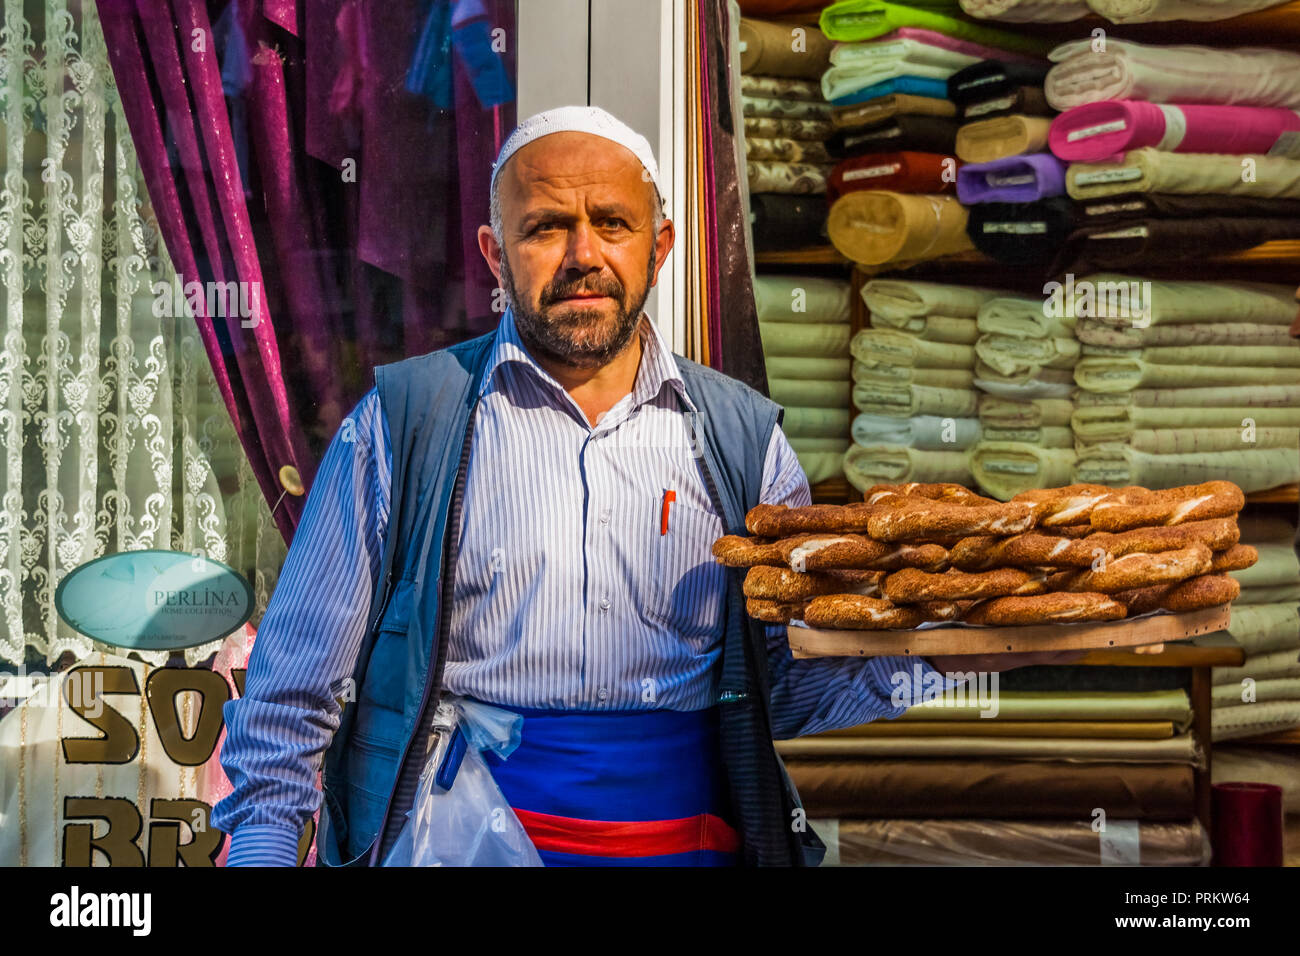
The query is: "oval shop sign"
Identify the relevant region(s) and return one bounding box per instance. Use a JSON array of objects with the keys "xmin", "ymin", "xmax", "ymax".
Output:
[{"xmin": 55, "ymin": 550, "xmax": 253, "ymax": 652}]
